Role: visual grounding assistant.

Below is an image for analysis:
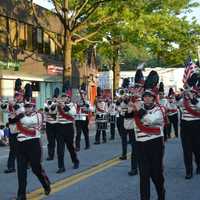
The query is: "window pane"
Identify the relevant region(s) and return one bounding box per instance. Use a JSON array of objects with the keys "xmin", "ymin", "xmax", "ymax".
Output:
[
  {"xmin": 27, "ymin": 25, "xmax": 33, "ymax": 50},
  {"xmin": 19, "ymin": 23, "xmax": 27, "ymax": 49},
  {"xmin": 44, "ymin": 32, "xmax": 50, "ymax": 54},
  {"xmin": 50, "ymin": 37, "xmax": 55, "ymax": 55},
  {"xmin": 37, "ymin": 28, "xmax": 43, "ymax": 53},
  {"xmin": 37, "ymin": 28, "xmax": 42, "ymax": 43},
  {"xmin": 0, "ymin": 16, "xmax": 7, "ymax": 45},
  {"xmin": 9, "ymin": 19, "xmax": 17, "ymax": 47},
  {"xmin": 56, "ymin": 34, "xmax": 62, "ymax": 56},
  {"xmin": 32, "ymin": 27, "xmax": 37, "ymax": 50}
]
